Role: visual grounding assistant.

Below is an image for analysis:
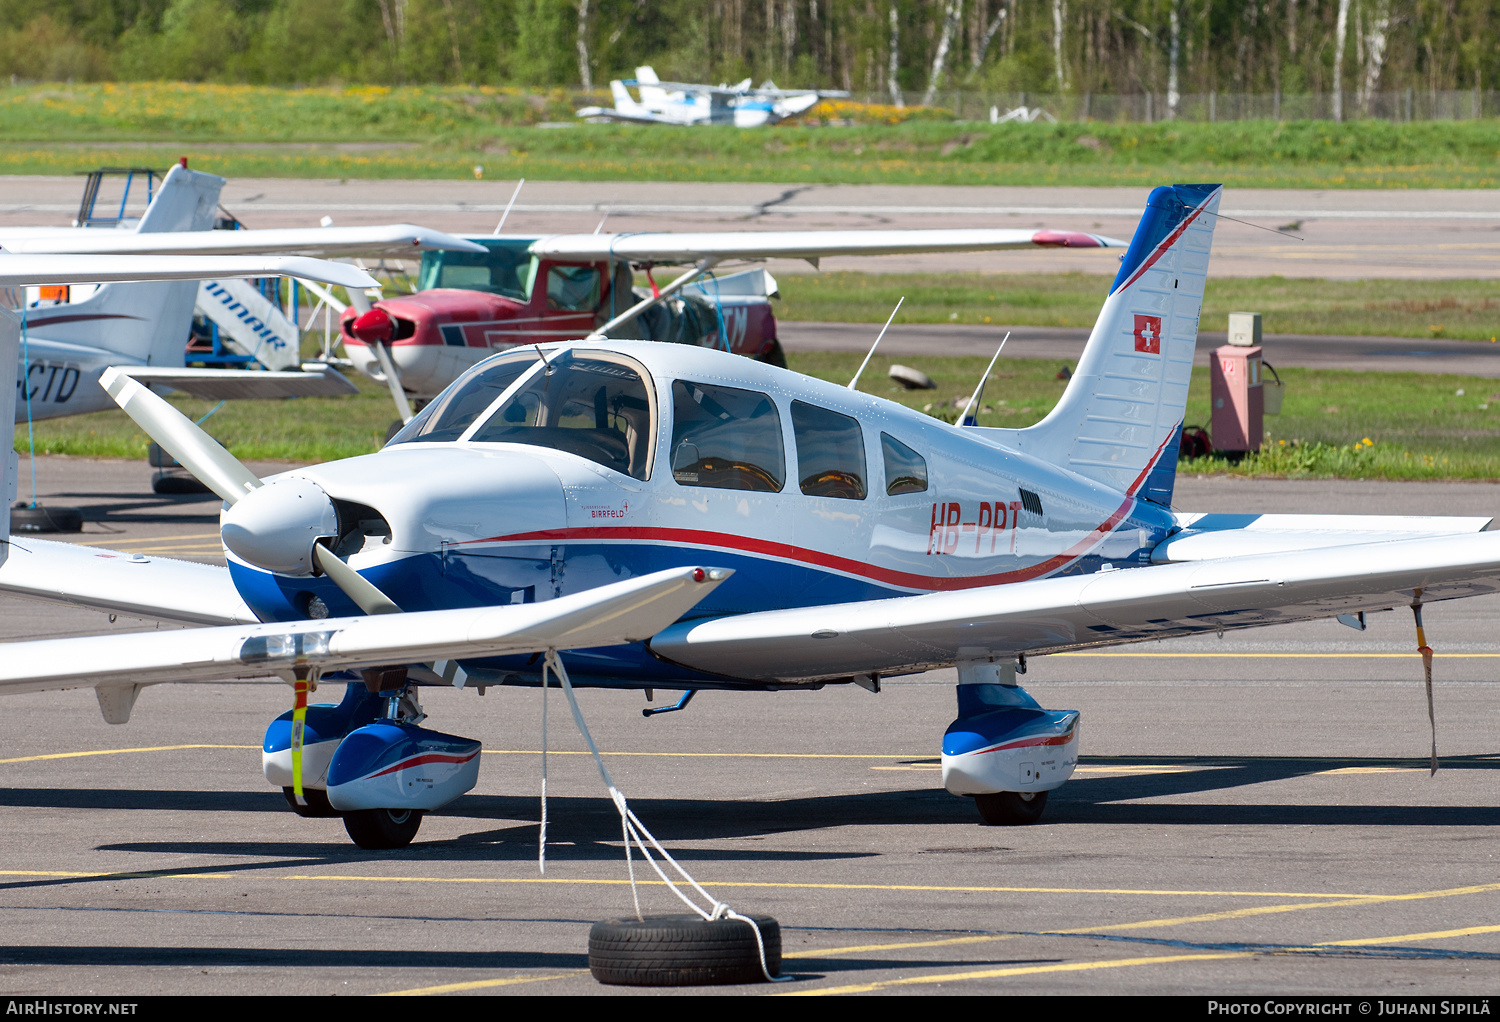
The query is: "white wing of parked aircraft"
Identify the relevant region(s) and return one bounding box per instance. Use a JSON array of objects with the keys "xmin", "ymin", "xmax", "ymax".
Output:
[
  {"xmin": 532, "ymin": 228, "xmax": 1126, "ymax": 264},
  {"xmin": 0, "ymin": 224, "xmax": 486, "ymax": 259}
]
